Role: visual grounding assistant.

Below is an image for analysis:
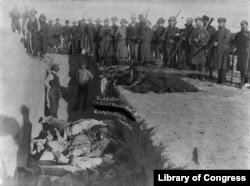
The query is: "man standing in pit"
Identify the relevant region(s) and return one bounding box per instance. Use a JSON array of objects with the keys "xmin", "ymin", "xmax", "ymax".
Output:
[{"xmin": 45, "ymin": 64, "xmax": 61, "ymax": 118}]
